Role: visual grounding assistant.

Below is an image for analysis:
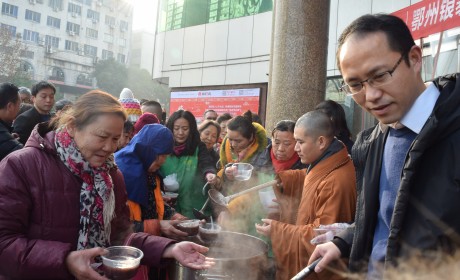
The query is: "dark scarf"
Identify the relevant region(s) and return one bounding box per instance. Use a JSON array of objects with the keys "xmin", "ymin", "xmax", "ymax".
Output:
[{"xmin": 307, "ymin": 138, "xmax": 343, "ymax": 174}]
